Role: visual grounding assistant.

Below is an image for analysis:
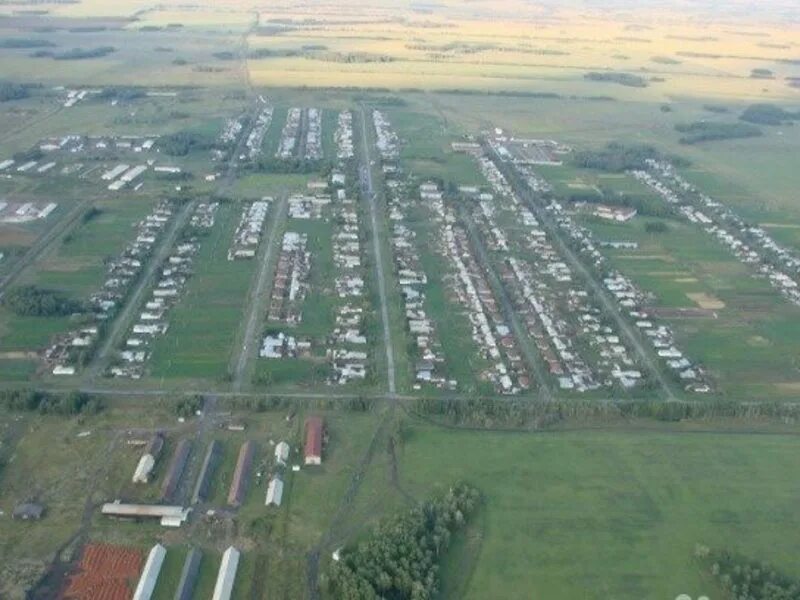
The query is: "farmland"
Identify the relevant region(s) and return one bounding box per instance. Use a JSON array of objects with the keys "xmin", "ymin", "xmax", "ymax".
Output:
[{"xmin": 0, "ymin": 0, "xmax": 799, "ymax": 598}]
